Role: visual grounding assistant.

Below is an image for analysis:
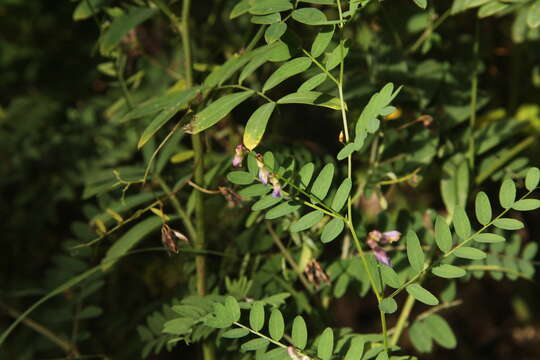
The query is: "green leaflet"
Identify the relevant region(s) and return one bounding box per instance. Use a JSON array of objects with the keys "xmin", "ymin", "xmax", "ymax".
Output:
[
  {"xmin": 344, "ymin": 337, "xmax": 365, "ymax": 360},
  {"xmin": 452, "ymin": 206, "xmax": 471, "ymax": 239},
  {"xmin": 222, "ymin": 328, "xmax": 250, "ymax": 338},
  {"xmin": 262, "ymin": 57, "xmax": 312, "ymax": 92},
  {"xmin": 73, "ymin": 0, "xmax": 104, "ymax": 20},
  {"xmin": 380, "ymin": 265, "xmax": 401, "ymax": 288},
  {"xmin": 311, "ymin": 25, "xmax": 335, "ymax": 58},
  {"xmin": 512, "ymin": 199, "xmax": 540, "ymax": 211},
  {"xmin": 493, "ymin": 218, "xmax": 524, "ymax": 230},
  {"xmin": 243, "ymin": 102, "xmax": 277, "ymax": 150},
  {"xmin": 240, "ymin": 42, "xmax": 292, "ymax": 83},
  {"xmin": 189, "ymin": 91, "xmax": 254, "ymax": 134},
  {"xmin": 331, "ymin": 178, "xmax": 352, "ymax": 211},
  {"xmin": 475, "ymin": 191, "xmax": 492, "ymax": 225},
  {"xmin": 525, "ymin": 167, "xmax": 539, "ymax": 191},
  {"xmin": 292, "ymin": 8, "xmax": 328, "ymax": 25},
  {"xmin": 291, "ymin": 316, "xmax": 307, "ymax": 349},
  {"xmin": 454, "ymin": 246, "xmax": 487, "ymax": 260},
  {"xmin": 238, "ymin": 184, "xmax": 270, "ymax": 198},
  {"xmin": 499, "ymin": 178, "xmax": 516, "ymax": 209},
  {"xmin": 409, "ymin": 321, "xmax": 433, "ymax": 353},
  {"xmin": 325, "ymin": 41, "xmax": 349, "ymax": 71},
  {"xmin": 225, "ymin": 296, "xmax": 240, "ymax": 322},
  {"xmin": 249, "ymin": 0, "xmax": 293, "ymax": 15},
  {"xmin": 265, "ymin": 201, "xmax": 301, "ymax": 219},
  {"xmin": 528, "ymin": 2, "xmax": 540, "ymax": 28},
  {"xmin": 423, "ymin": 314, "xmax": 457, "ymax": 349},
  {"xmin": 265, "ymin": 22, "xmax": 287, "ymax": 43},
  {"xmin": 379, "ymin": 298, "xmax": 397, "ymax": 314},
  {"xmin": 473, "ymin": 233, "xmax": 505, "ymax": 243},
  {"xmin": 321, "ymin": 218, "xmax": 344, "ymax": 243},
  {"xmin": 249, "ymin": 302, "xmax": 265, "ymax": 331},
  {"xmin": 277, "ymin": 91, "xmax": 343, "ymax": 110},
  {"xmin": 298, "ymin": 73, "xmax": 327, "ymax": 92},
  {"xmin": 100, "ymin": 7, "xmax": 157, "ymax": 53},
  {"xmin": 230, "ymin": 0, "xmax": 250, "ymax": 19},
  {"xmin": 252, "ymin": 195, "xmax": 281, "ymax": 211},
  {"xmin": 317, "ymin": 327, "xmax": 334, "ymax": 360},
  {"xmin": 434, "ymin": 215, "xmax": 453, "ymax": 253},
  {"xmin": 241, "ymin": 338, "xmax": 269, "ymax": 351},
  {"xmin": 412, "ymin": 0, "xmax": 427, "ymax": 9},
  {"xmin": 227, "ymin": 171, "xmax": 255, "ymax": 185},
  {"xmin": 290, "ymin": 210, "xmax": 324, "ymax": 232},
  {"xmin": 406, "ymin": 283, "xmax": 439, "ymax": 305},
  {"xmin": 298, "ymin": 162, "xmax": 316, "ymax": 189},
  {"xmin": 268, "ymin": 309, "xmax": 285, "ymax": 340},
  {"xmin": 251, "ymin": 13, "xmax": 281, "ymax": 24},
  {"xmin": 431, "ymin": 264, "xmax": 466, "ymax": 279},
  {"xmin": 311, "ymin": 163, "xmax": 334, "ymax": 200},
  {"xmin": 406, "ymin": 230, "xmax": 424, "ymax": 272}
]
